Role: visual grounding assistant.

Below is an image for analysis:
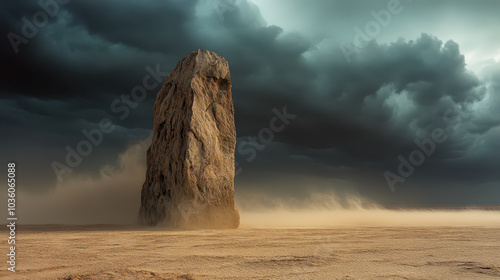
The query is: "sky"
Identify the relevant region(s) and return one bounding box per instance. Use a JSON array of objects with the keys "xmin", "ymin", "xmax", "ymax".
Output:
[{"xmin": 1, "ymin": 0, "xmax": 500, "ymax": 211}]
